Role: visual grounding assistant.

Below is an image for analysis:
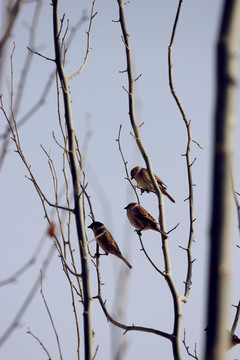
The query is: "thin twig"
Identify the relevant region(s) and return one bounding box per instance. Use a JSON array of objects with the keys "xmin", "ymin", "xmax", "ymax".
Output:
[
  {"xmin": 168, "ymin": 0, "xmax": 195, "ymax": 302},
  {"xmin": 230, "ymin": 168, "xmax": 240, "ymax": 236},
  {"xmin": 231, "ymin": 300, "xmax": 240, "ymax": 335},
  {"xmin": 0, "ymin": 0, "xmax": 26, "ymax": 57},
  {"xmin": 52, "ymin": 1, "xmax": 93, "ymax": 357},
  {"xmin": 115, "ymin": 124, "xmax": 140, "ymax": 203},
  {"xmin": 27, "ymin": 327, "xmax": 52, "ymax": 359},
  {"xmin": 0, "ymin": 230, "xmax": 47, "ymax": 287},
  {"xmin": 167, "ymin": 222, "xmax": 180, "ymax": 235},
  {"xmin": 27, "ymin": 46, "xmax": 55, "ymax": 62},
  {"xmin": 0, "ymin": 245, "xmax": 56, "ymax": 347},
  {"xmin": 26, "ymin": 173, "xmax": 74, "ymax": 213},
  {"xmin": 68, "ymin": 0, "xmax": 97, "ymax": 80},
  {"xmin": 40, "ymin": 271, "xmax": 64, "ymax": 360},
  {"xmin": 0, "ymin": 0, "xmax": 47, "ymax": 144},
  {"xmin": 182, "ymin": 328, "xmax": 198, "ymax": 359},
  {"xmin": 92, "ymin": 345, "xmax": 99, "ymax": 360},
  {"xmin": 137, "ymin": 232, "xmax": 165, "ymax": 275},
  {"xmin": 117, "ymin": 1, "xmax": 183, "ymax": 358},
  {"xmin": 94, "ymin": 257, "xmax": 171, "ymax": 339},
  {"xmin": 192, "ymin": 139, "xmax": 208, "ymax": 149}
]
